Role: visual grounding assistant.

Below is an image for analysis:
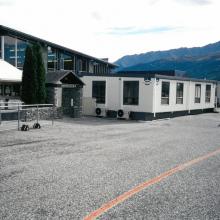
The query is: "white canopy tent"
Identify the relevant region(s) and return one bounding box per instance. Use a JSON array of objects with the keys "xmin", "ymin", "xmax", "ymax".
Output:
[{"xmin": 0, "ymin": 59, "xmax": 22, "ymax": 82}]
